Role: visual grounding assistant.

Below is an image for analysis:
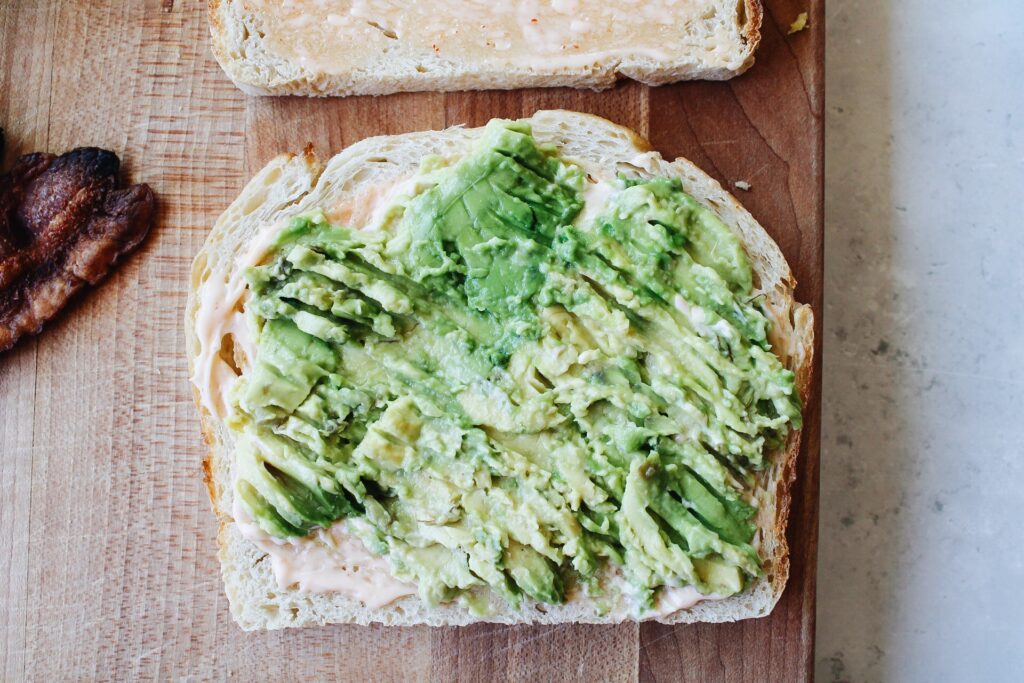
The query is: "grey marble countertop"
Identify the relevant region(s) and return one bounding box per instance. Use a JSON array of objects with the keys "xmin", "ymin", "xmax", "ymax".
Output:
[{"xmin": 819, "ymin": 1, "xmax": 1024, "ymax": 680}]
